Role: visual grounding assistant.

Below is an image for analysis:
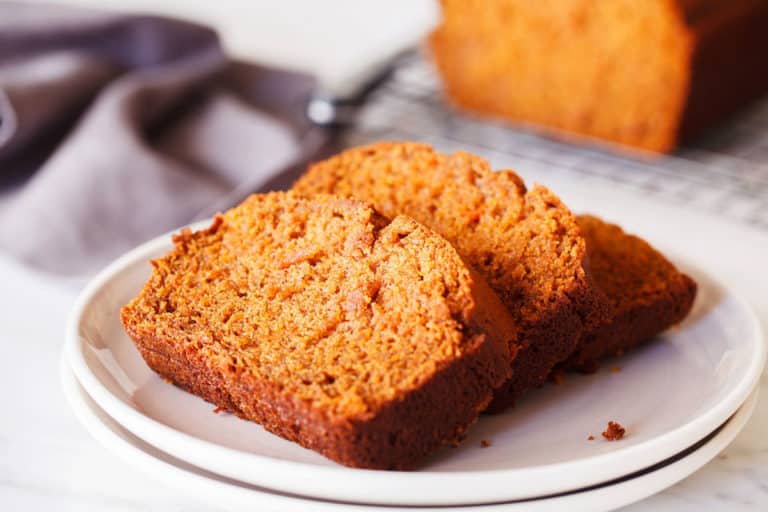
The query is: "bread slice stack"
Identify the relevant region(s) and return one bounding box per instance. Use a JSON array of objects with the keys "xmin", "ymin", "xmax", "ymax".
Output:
[
  {"xmin": 294, "ymin": 143, "xmax": 696, "ymax": 408},
  {"xmin": 122, "ymin": 142, "xmax": 696, "ymax": 469}
]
